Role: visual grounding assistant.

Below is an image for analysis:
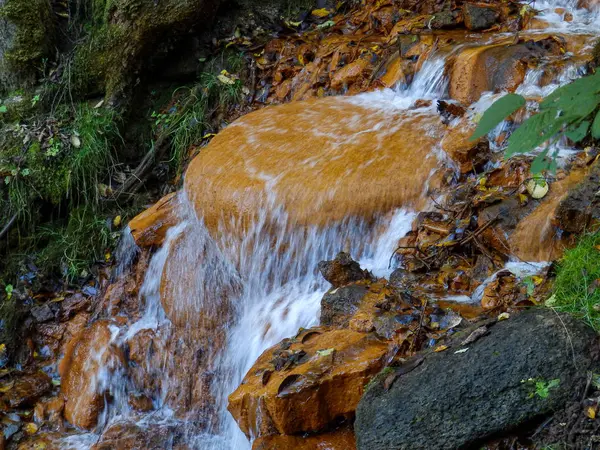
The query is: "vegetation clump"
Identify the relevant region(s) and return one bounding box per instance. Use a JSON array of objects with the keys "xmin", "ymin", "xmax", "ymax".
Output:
[{"xmin": 551, "ymin": 231, "xmax": 600, "ymax": 331}]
